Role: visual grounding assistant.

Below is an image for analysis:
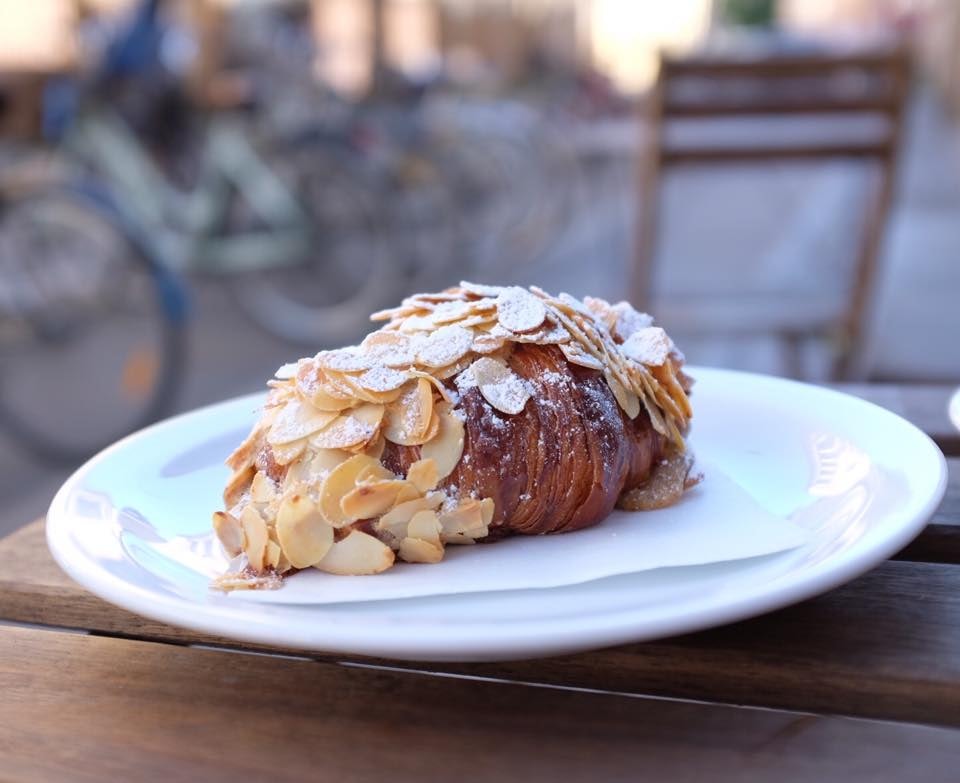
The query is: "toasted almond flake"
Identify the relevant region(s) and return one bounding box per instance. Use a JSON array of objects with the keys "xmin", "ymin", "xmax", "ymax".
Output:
[
  {"xmin": 274, "ymin": 362, "xmax": 299, "ymax": 379},
  {"xmin": 438, "ymin": 499, "xmax": 488, "ymax": 540},
  {"xmin": 223, "ymin": 465, "xmax": 254, "ymax": 508},
  {"xmin": 407, "ymin": 458, "xmax": 439, "ymax": 493},
  {"xmin": 314, "ymin": 530, "xmax": 395, "ymax": 575},
  {"xmin": 316, "ymin": 348, "xmax": 376, "ymax": 373},
  {"xmin": 271, "ymin": 437, "xmax": 308, "ymax": 466},
  {"xmin": 560, "ymin": 342, "xmax": 604, "ymax": 371},
  {"xmin": 267, "ymin": 400, "xmax": 339, "ymax": 446},
  {"xmin": 264, "ymin": 540, "xmax": 283, "ymax": 570},
  {"xmin": 496, "ymin": 286, "xmax": 547, "ymax": 333},
  {"xmin": 225, "ymin": 428, "xmax": 260, "ymax": 472},
  {"xmin": 459, "ymin": 313, "xmax": 499, "ymax": 329},
  {"xmin": 369, "ymin": 303, "xmax": 419, "ymax": 322},
  {"xmin": 415, "ymin": 324, "xmax": 473, "ymax": 368},
  {"xmin": 342, "ymin": 479, "xmax": 408, "ymax": 520},
  {"xmin": 605, "ymin": 373, "xmax": 641, "ymax": 419},
  {"xmin": 420, "ymin": 406, "xmax": 465, "ymax": 480},
  {"xmin": 363, "ymin": 435, "xmax": 386, "ymax": 460},
  {"xmin": 384, "ymin": 378, "xmax": 433, "ymax": 445},
  {"xmin": 399, "ymin": 314, "xmax": 436, "ymax": 333},
  {"xmin": 212, "ymin": 511, "xmax": 244, "ymax": 557},
  {"xmin": 241, "ymin": 506, "xmax": 269, "ymax": 571},
  {"xmin": 355, "ymin": 364, "xmax": 410, "ymax": 393},
  {"xmin": 460, "ymin": 281, "xmax": 505, "ymax": 298},
  {"xmin": 432, "ymin": 355, "xmax": 474, "ymax": 381},
  {"xmin": 318, "ymin": 454, "xmax": 386, "ymax": 527},
  {"xmin": 430, "ymin": 300, "xmax": 474, "ymax": 324},
  {"xmin": 276, "ymin": 494, "xmax": 334, "ymax": 568},
  {"xmin": 469, "ymin": 357, "xmax": 530, "ymax": 415},
  {"xmin": 309, "ymin": 403, "xmax": 384, "ymax": 450},
  {"xmin": 309, "ymin": 448, "xmax": 350, "ymax": 478},
  {"xmin": 360, "ymin": 330, "xmax": 416, "ymax": 367},
  {"xmin": 622, "ymin": 326, "xmax": 673, "ymax": 366},
  {"xmin": 408, "ymin": 509, "xmax": 442, "ymax": 543},
  {"xmin": 479, "ymin": 497, "xmax": 495, "ymax": 527},
  {"xmin": 399, "ymin": 536, "xmax": 444, "ymax": 564},
  {"xmin": 356, "ymin": 461, "xmax": 395, "ymax": 485},
  {"xmin": 307, "ymin": 387, "xmax": 356, "ymax": 412},
  {"xmin": 407, "ymin": 370, "xmax": 458, "ymax": 404},
  {"xmin": 249, "ymin": 472, "xmax": 277, "ymax": 504},
  {"xmin": 610, "ymin": 301, "xmax": 654, "ymax": 342},
  {"xmin": 377, "ymin": 491, "xmax": 445, "ymax": 529},
  {"xmin": 212, "ymin": 572, "xmax": 282, "ymax": 591}
]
